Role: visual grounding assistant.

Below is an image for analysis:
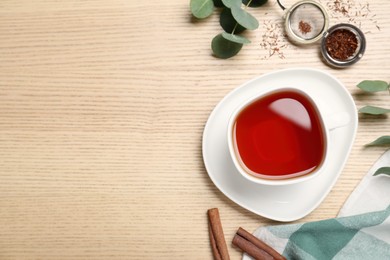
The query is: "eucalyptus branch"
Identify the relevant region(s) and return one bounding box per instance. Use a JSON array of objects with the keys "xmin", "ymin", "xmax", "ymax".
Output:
[
  {"xmin": 357, "ymin": 79, "xmax": 390, "ymax": 176},
  {"xmin": 191, "ymin": 0, "xmax": 268, "ymax": 58},
  {"xmin": 357, "ymin": 79, "xmax": 390, "ymax": 156},
  {"xmin": 357, "ymin": 80, "xmax": 390, "ymax": 115},
  {"xmin": 231, "ymin": 23, "xmax": 239, "ymax": 34},
  {"xmin": 232, "ymin": 0, "xmax": 253, "ymax": 34}
]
